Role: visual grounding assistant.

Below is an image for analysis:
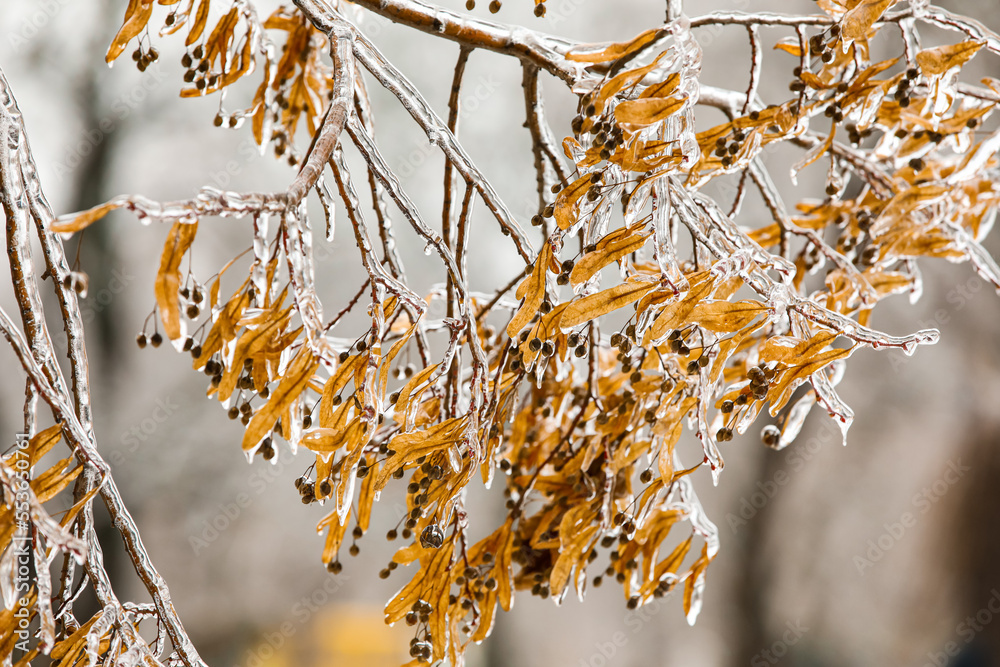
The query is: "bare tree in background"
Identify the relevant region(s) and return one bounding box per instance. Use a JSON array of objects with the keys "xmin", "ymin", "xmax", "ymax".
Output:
[{"xmin": 2, "ymin": 1, "xmax": 1000, "ymax": 665}]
